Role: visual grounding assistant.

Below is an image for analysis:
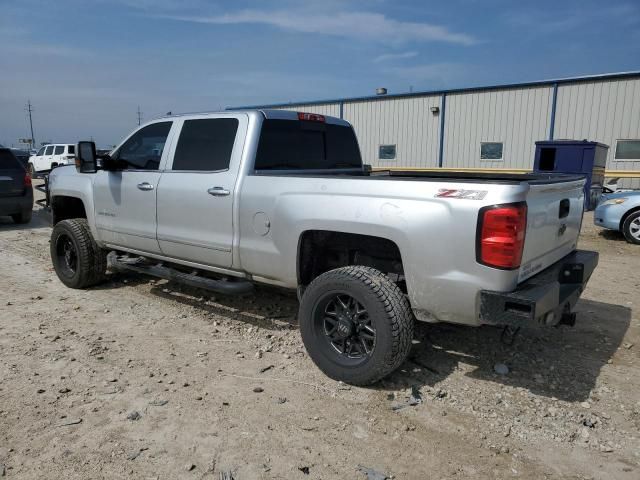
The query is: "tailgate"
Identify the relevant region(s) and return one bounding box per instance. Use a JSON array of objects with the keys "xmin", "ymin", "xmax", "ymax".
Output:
[
  {"xmin": 518, "ymin": 178, "xmax": 585, "ymax": 282},
  {"xmin": 0, "ymin": 168, "xmax": 26, "ymax": 197}
]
